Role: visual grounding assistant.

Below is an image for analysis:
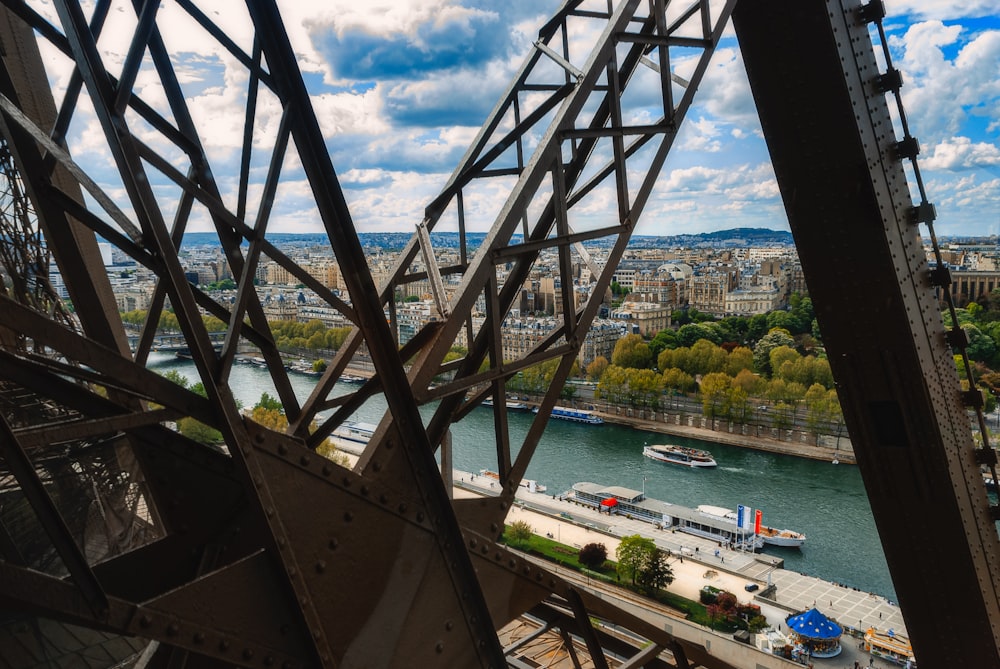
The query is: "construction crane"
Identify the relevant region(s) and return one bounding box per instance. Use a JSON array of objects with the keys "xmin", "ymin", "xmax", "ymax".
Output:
[{"xmin": 0, "ymin": 0, "xmax": 994, "ymax": 667}]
